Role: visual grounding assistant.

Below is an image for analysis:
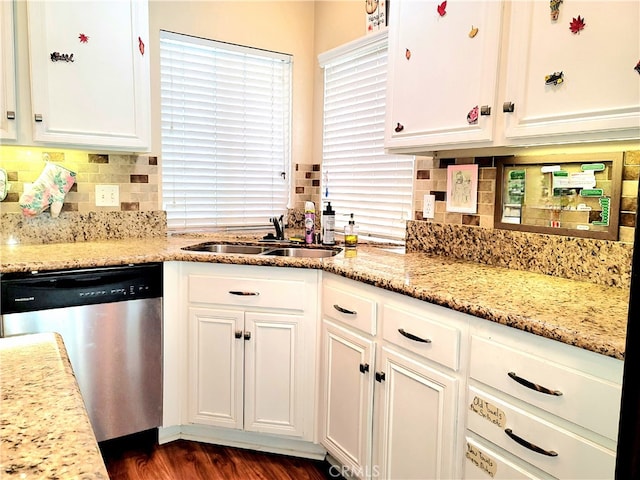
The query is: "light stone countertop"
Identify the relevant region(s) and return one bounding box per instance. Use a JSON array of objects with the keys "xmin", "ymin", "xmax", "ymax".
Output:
[
  {"xmin": 0, "ymin": 333, "xmax": 109, "ymax": 479},
  {"xmin": 0, "ymin": 235, "xmax": 630, "ymax": 360}
]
